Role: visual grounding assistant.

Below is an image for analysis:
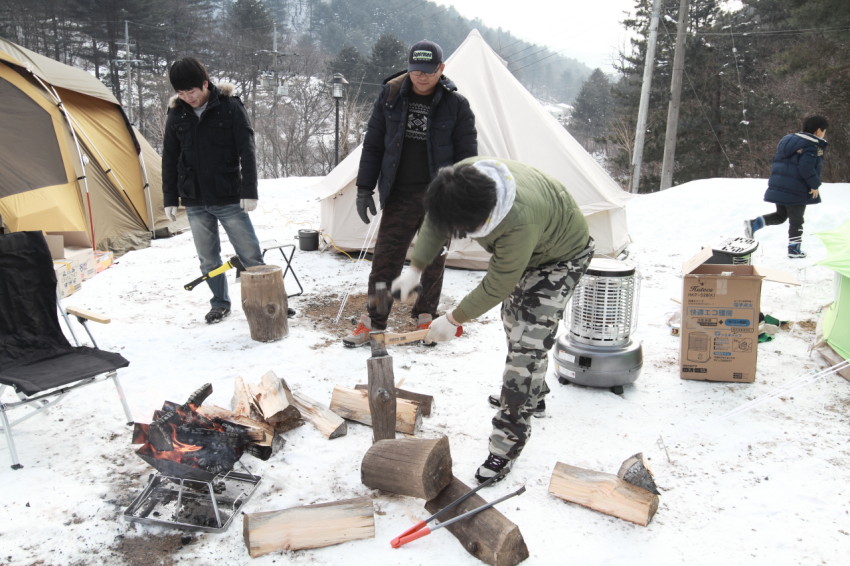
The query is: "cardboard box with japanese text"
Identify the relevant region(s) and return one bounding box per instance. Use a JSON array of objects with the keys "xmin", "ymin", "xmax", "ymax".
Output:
[{"xmin": 680, "ymin": 248, "xmax": 799, "ymax": 382}]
